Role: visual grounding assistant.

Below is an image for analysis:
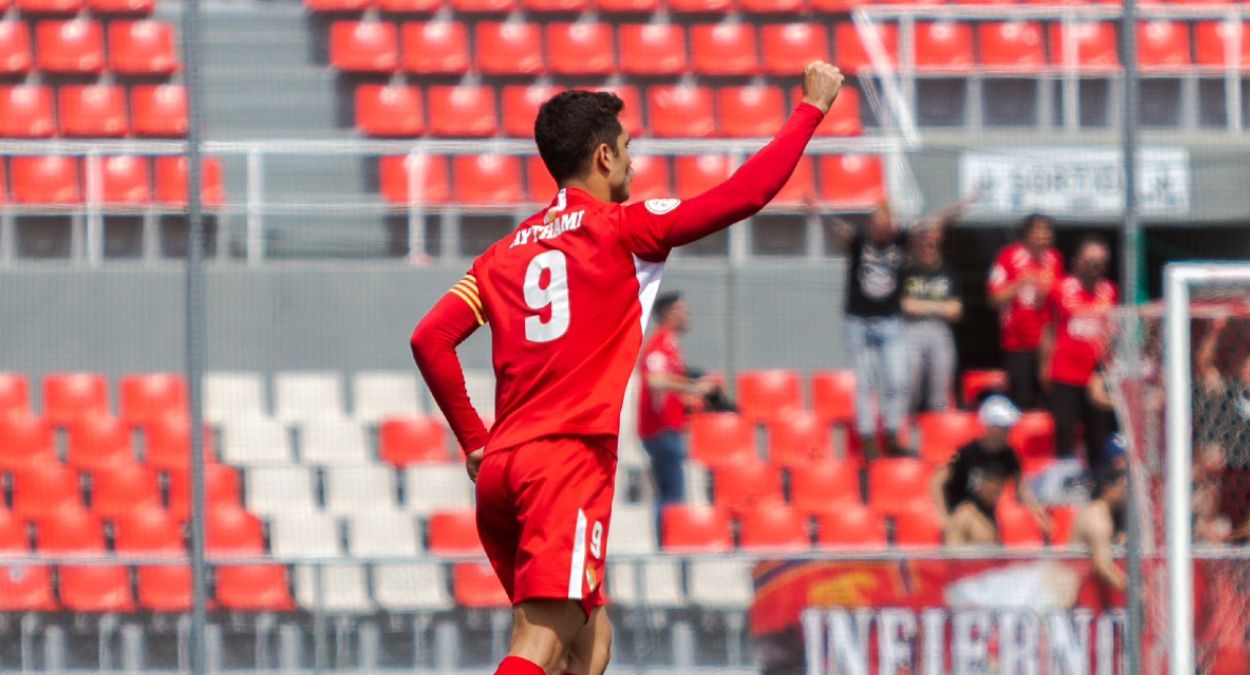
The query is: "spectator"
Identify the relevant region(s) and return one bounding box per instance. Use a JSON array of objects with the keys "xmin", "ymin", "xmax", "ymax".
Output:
[
  {"xmin": 901, "ymin": 230, "xmax": 963, "ymax": 414},
  {"xmin": 1193, "ymin": 316, "xmax": 1250, "ymax": 543},
  {"xmin": 638, "ymin": 292, "xmax": 718, "ymax": 511},
  {"xmin": 1071, "ymin": 465, "xmax": 1128, "ymax": 591},
  {"xmin": 1041, "ymin": 237, "xmax": 1119, "ymax": 468},
  {"xmin": 988, "ymin": 214, "xmax": 1063, "ymax": 409},
  {"xmin": 932, "ymin": 396, "xmax": 1051, "ymax": 544}
]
